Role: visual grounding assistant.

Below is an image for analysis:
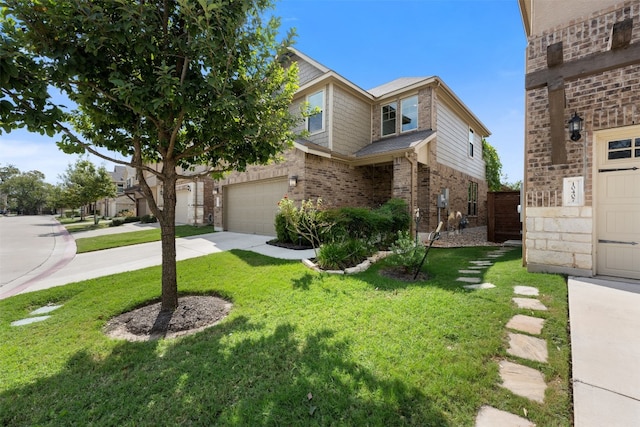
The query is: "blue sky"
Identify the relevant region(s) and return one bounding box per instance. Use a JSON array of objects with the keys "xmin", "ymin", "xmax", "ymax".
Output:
[{"xmin": 0, "ymin": 0, "xmax": 526, "ymax": 184}]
